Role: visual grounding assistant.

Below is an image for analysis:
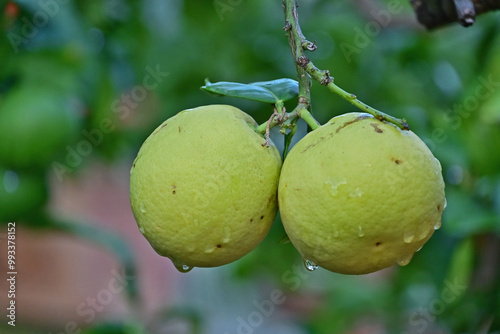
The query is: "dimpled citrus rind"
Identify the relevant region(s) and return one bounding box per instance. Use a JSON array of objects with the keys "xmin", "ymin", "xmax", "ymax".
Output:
[
  {"xmin": 130, "ymin": 105, "xmax": 282, "ymax": 269},
  {"xmin": 278, "ymin": 112, "xmax": 445, "ymax": 275}
]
